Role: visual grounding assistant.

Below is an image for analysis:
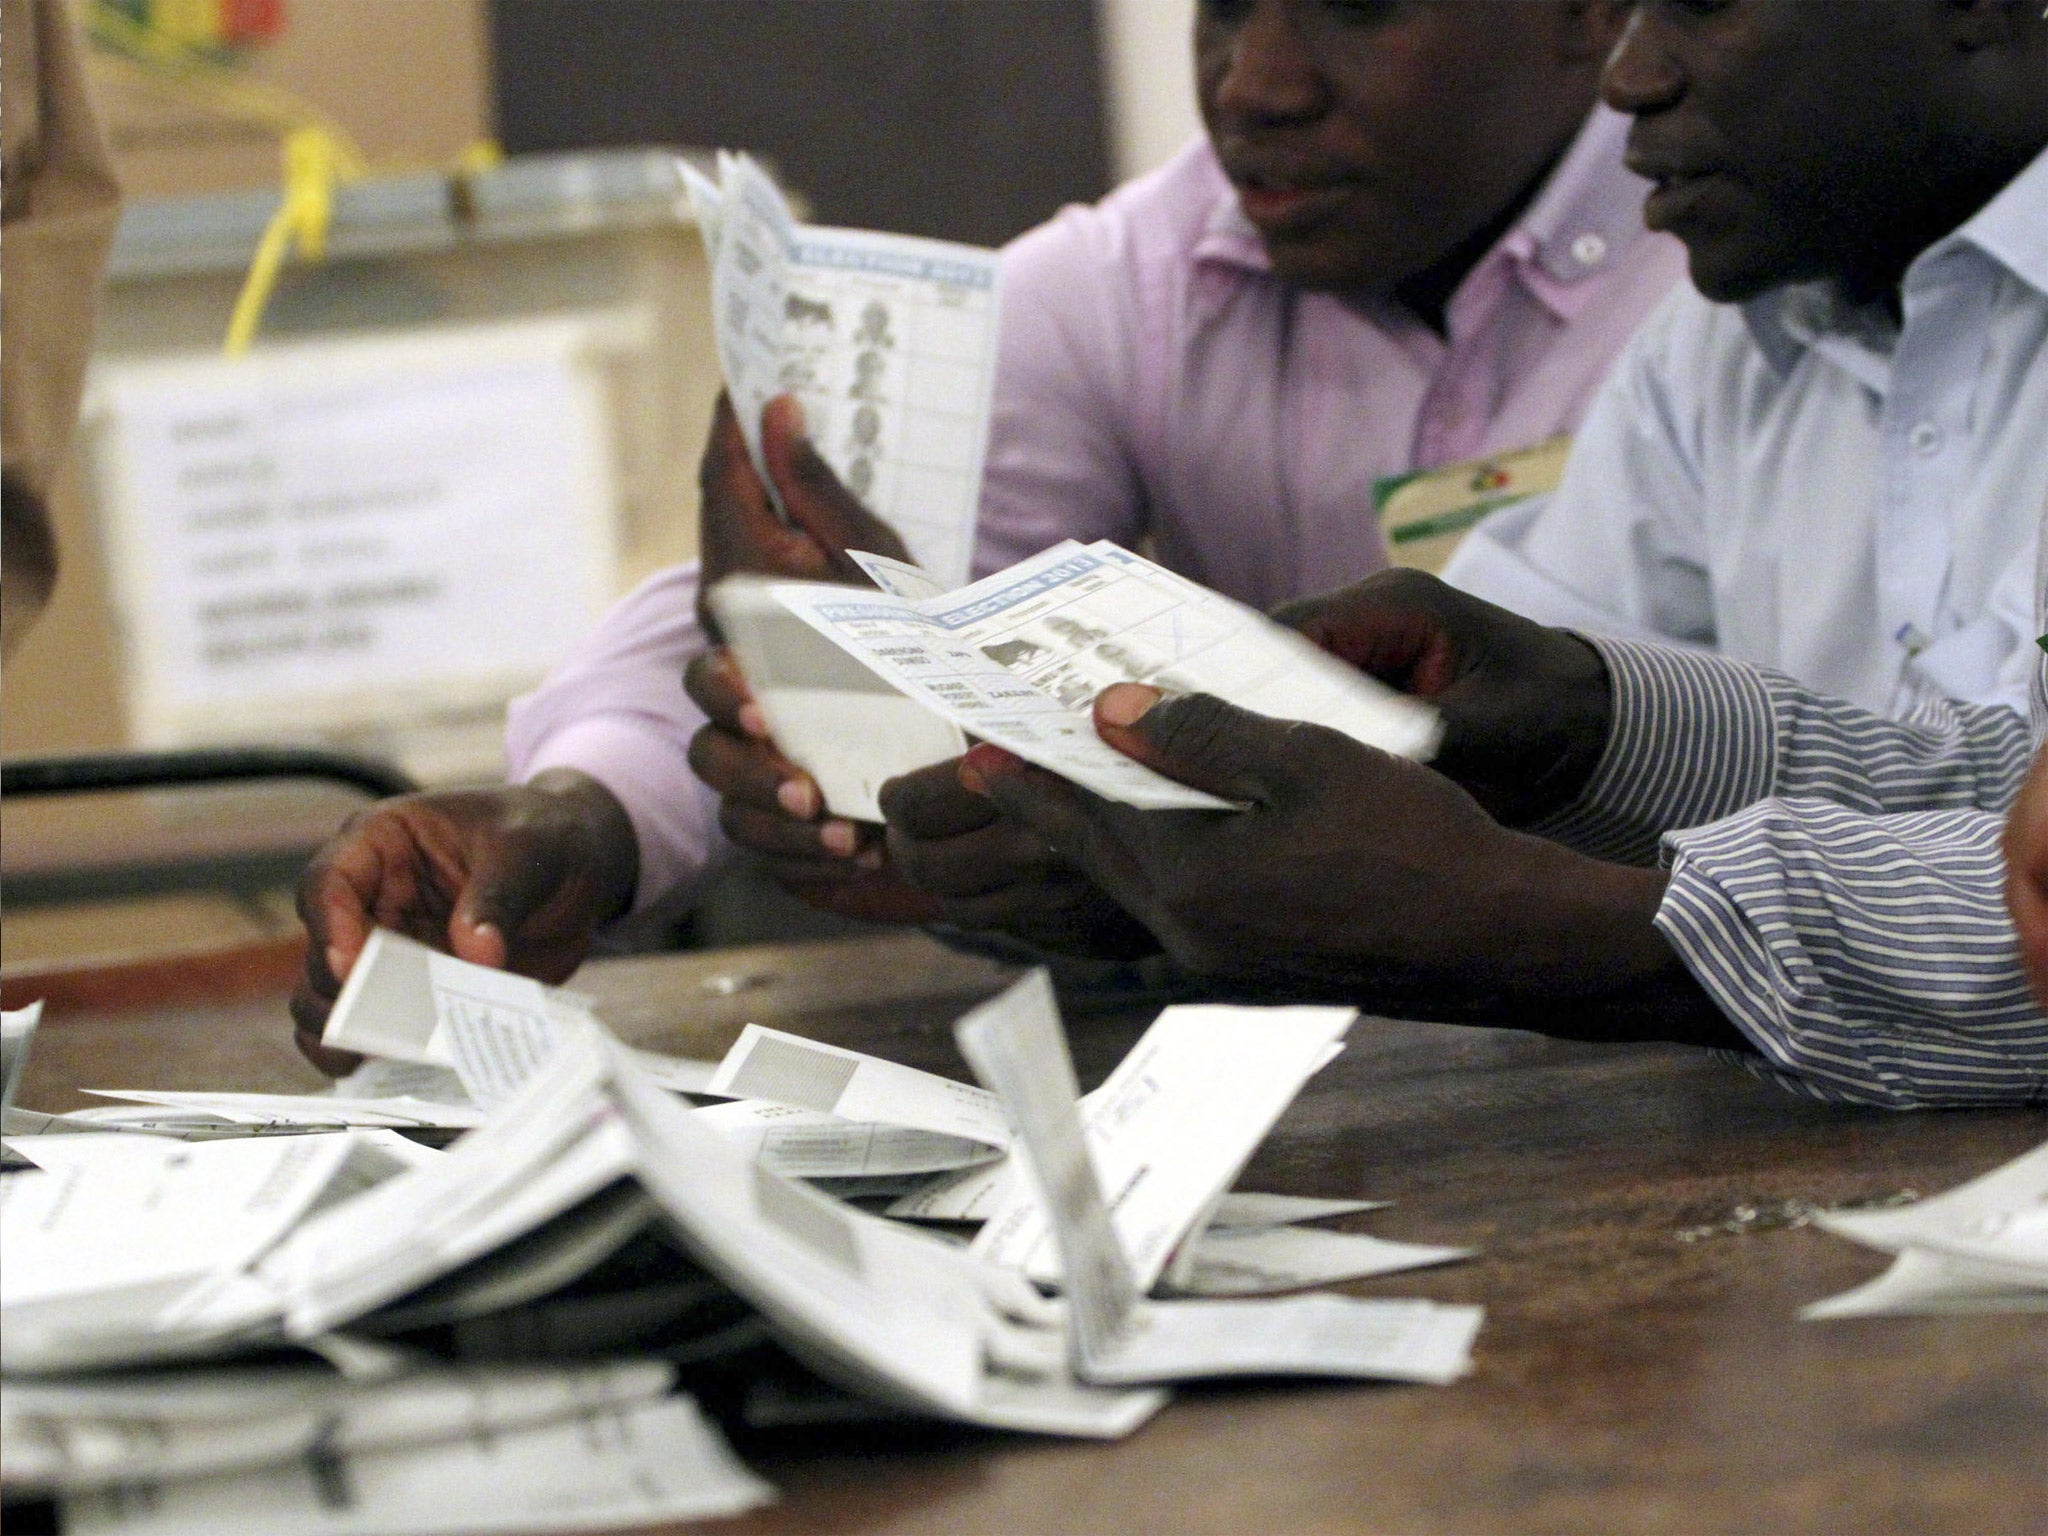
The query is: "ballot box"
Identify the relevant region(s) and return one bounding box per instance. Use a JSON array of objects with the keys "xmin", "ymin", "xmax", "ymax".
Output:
[{"xmin": 73, "ymin": 150, "xmax": 722, "ymax": 785}]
